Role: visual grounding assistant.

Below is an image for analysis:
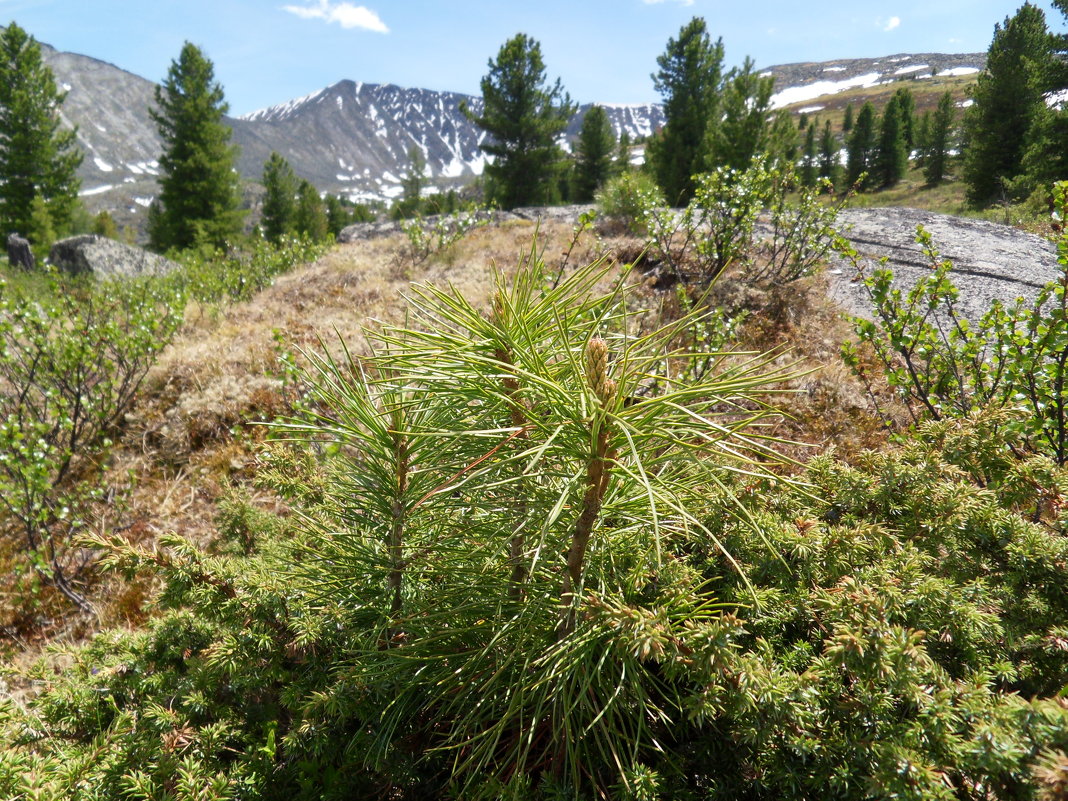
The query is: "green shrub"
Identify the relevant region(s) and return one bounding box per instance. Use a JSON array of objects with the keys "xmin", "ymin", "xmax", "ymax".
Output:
[
  {"xmin": 753, "ymin": 171, "xmax": 849, "ymax": 286},
  {"xmin": 5, "ymin": 411, "xmax": 1068, "ymax": 799},
  {"xmin": 398, "ymin": 207, "xmax": 486, "ymax": 268},
  {"xmin": 166, "ymin": 234, "xmax": 327, "ymax": 306},
  {"xmin": 841, "ymin": 181, "xmax": 1068, "ymax": 464},
  {"xmin": 595, "ymin": 170, "xmax": 664, "ymax": 234},
  {"xmin": 0, "ymin": 274, "xmax": 181, "ymax": 611}
]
